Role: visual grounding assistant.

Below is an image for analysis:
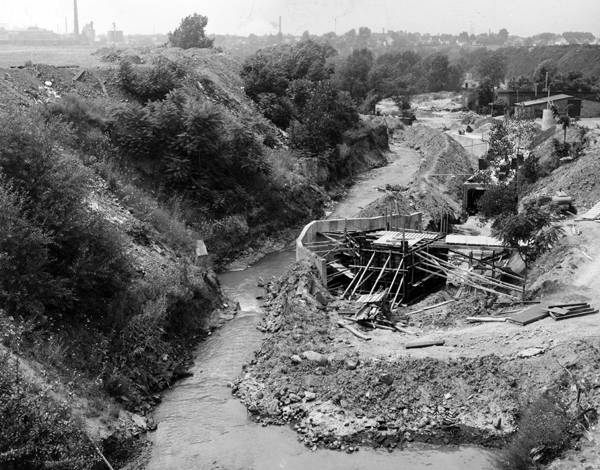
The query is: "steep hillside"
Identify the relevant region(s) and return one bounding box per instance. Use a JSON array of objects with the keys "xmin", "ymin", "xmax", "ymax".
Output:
[{"xmin": 502, "ymin": 45, "xmax": 600, "ymax": 78}]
